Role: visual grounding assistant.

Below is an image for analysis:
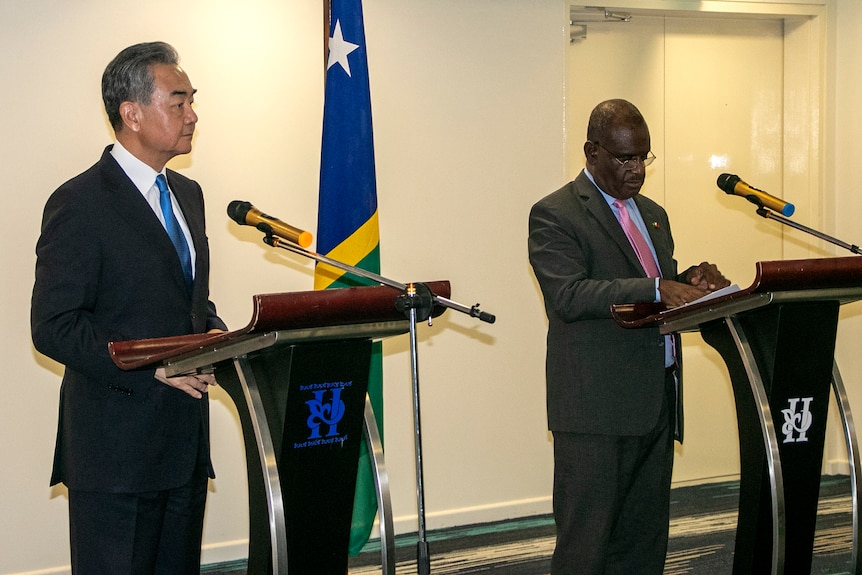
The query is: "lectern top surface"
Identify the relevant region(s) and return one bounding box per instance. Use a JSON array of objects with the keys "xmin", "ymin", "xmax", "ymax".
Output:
[
  {"xmin": 611, "ymin": 257, "xmax": 862, "ymax": 330},
  {"xmin": 109, "ymin": 280, "xmax": 450, "ymax": 370}
]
